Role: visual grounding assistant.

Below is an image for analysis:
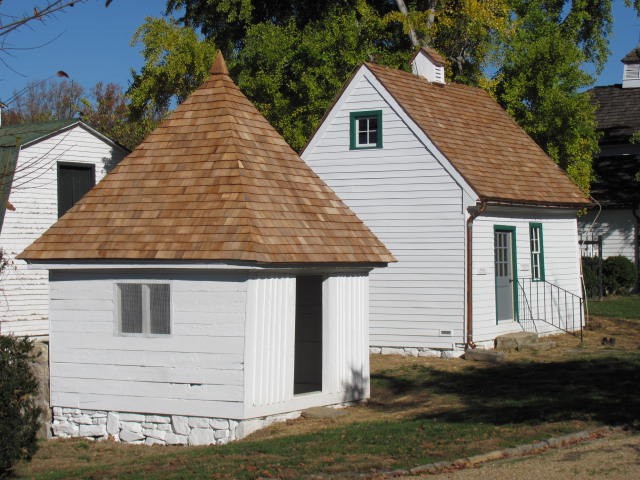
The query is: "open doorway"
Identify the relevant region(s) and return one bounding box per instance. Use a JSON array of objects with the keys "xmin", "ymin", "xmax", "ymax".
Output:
[{"xmin": 294, "ymin": 276, "xmax": 323, "ymax": 394}]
